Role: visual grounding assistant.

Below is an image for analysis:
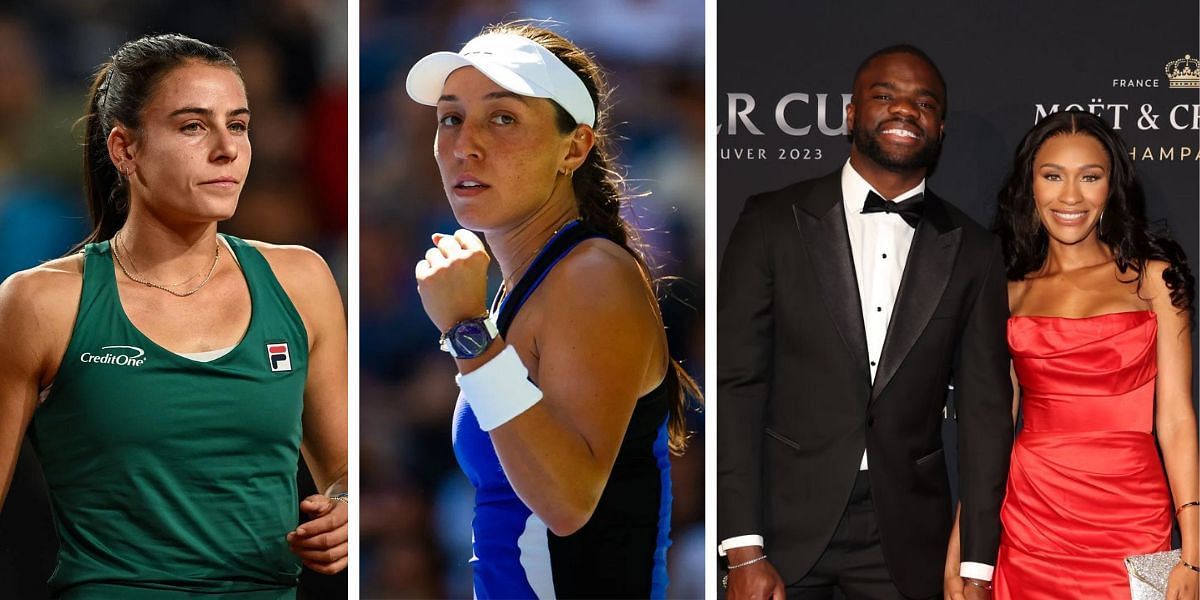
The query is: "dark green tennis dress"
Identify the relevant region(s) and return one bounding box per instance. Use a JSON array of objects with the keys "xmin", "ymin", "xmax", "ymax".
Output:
[{"xmin": 31, "ymin": 235, "xmax": 307, "ymax": 599}]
